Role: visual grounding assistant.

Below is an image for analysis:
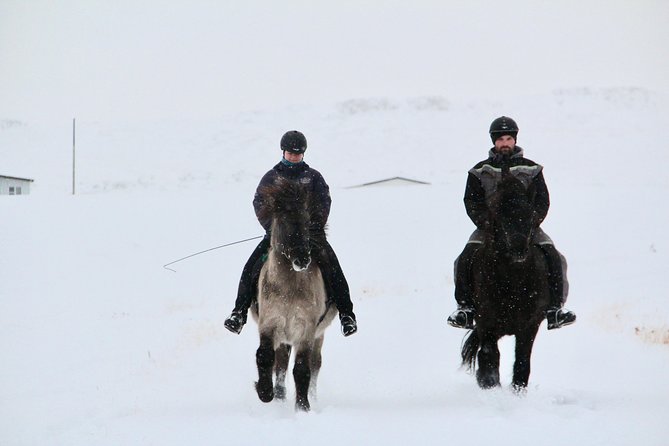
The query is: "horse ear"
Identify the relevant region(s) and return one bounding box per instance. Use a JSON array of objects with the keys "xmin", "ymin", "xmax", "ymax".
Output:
[{"xmin": 501, "ymin": 162, "xmax": 511, "ymax": 177}]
